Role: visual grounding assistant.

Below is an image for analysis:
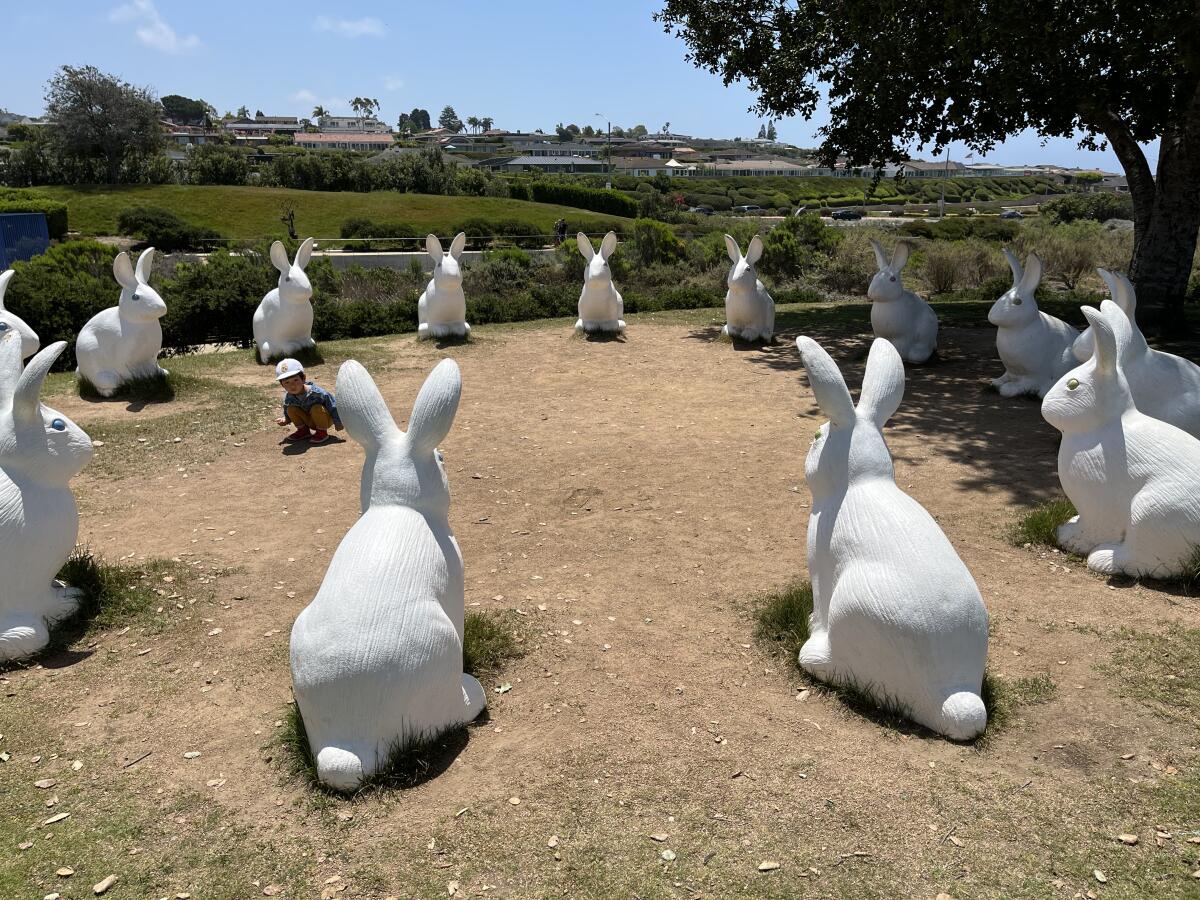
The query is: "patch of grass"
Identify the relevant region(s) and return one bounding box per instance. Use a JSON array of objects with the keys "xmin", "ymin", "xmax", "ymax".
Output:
[
  {"xmin": 1010, "ymin": 498, "xmax": 1077, "ymax": 547},
  {"xmin": 463, "ymin": 609, "xmax": 527, "ymax": 682},
  {"xmin": 259, "ymin": 344, "xmax": 325, "ymax": 368},
  {"xmin": 753, "ymin": 579, "xmax": 813, "ymax": 659},
  {"xmin": 38, "ymin": 184, "xmax": 631, "ymax": 242},
  {"xmin": 280, "ymin": 609, "xmax": 525, "ymax": 796},
  {"xmin": 1103, "ymin": 625, "xmax": 1200, "ymax": 726},
  {"xmin": 78, "ymin": 369, "xmax": 175, "ymax": 403},
  {"xmin": 977, "ymin": 671, "xmax": 1058, "ymax": 746}
]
